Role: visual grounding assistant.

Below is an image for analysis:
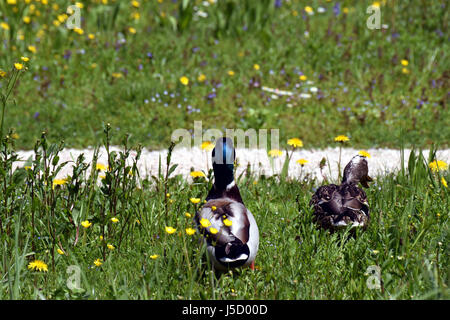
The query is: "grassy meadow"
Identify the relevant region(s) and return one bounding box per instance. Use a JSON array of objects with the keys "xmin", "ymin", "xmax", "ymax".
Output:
[
  {"xmin": 0, "ymin": 0, "xmax": 449, "ymax": 300},
  {"xmin": 0, "ymin": 0, "xmax": 448, "ymax": 149},
  {"xmin": 0, "ymin": 131, "xmax": 448, "ymax": 300}
]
